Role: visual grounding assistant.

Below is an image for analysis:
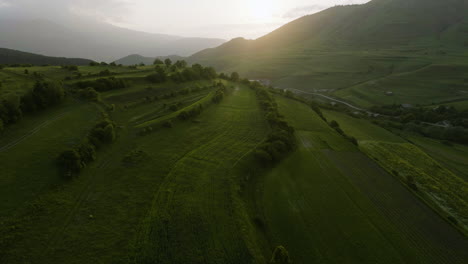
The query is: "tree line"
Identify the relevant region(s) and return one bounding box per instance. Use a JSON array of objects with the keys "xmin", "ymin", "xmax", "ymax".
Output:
[
  {"xmin": 57, "ymin": 118, "xmax": 116, "ymax": 179},
  {"xmin": 249, "ymin": 82, "xmax": 296, "ymax": 166},
  {"xmin": 146, "ymin": 62, "xmax": 218, "ymax": 84},
  {"xmin": 0, "ymin": 81, "xmax": 65, "ymax": 132},
  {"xmin": 139, "ymin": 82, "xmax": 228, "ymax": 135},
  {"xmin": 75, "ymin": 77, "xmax": 128, "ymax": 92}
]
